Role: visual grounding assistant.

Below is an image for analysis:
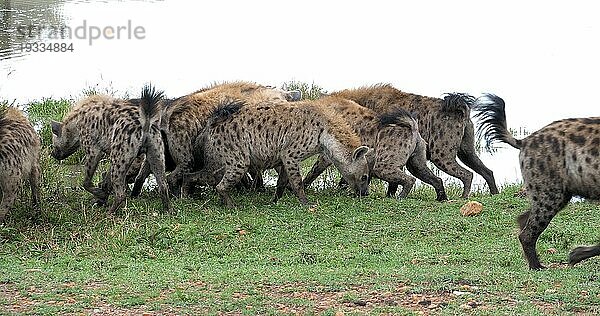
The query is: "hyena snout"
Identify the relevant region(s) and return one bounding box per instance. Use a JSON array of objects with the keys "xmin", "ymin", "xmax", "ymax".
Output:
[
  {"xmin": 346, "ymin": 146, "xmax": 372, "ymax": 197},
  {"xmin": 353, "ymin": 174, "xmax": 370, "ymax": 197},
  {"xmin": 51, "ymin": 148, "xmax": 65, "ymax": 160},
  {"xmin": 51, "ymin": 147, "xmax": 73, "ymax": 161}
]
